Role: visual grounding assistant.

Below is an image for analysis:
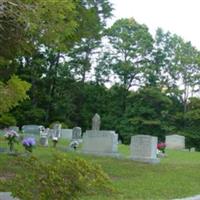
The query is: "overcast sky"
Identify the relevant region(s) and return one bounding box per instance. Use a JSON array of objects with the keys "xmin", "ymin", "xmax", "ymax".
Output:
[{"xmin": 109, "ymin": 0, "xmax": 200, "ymax": 49}]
